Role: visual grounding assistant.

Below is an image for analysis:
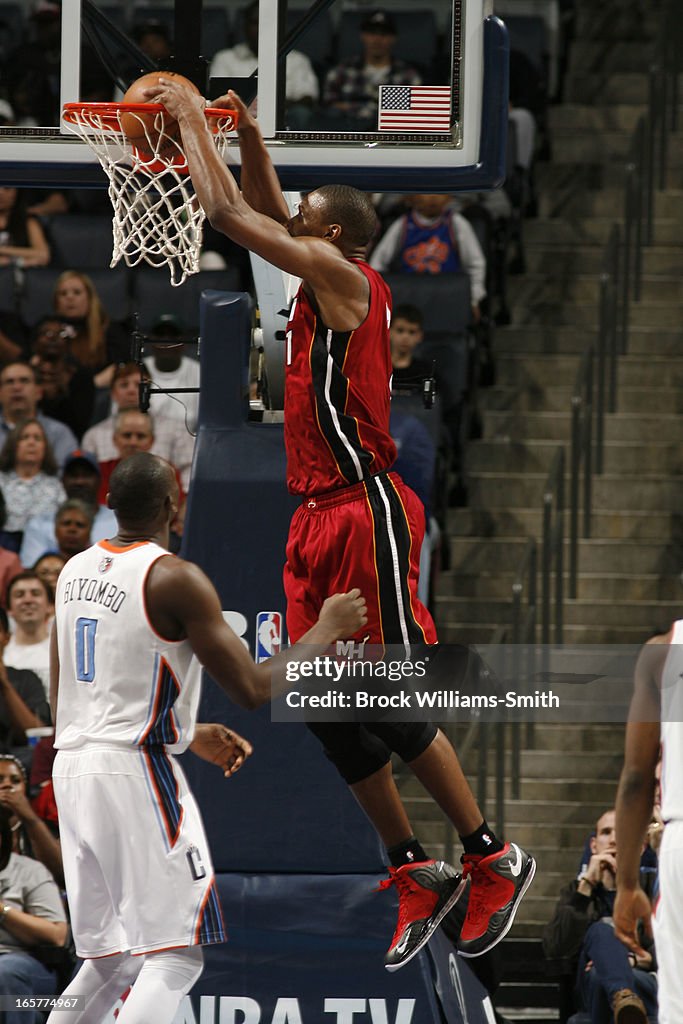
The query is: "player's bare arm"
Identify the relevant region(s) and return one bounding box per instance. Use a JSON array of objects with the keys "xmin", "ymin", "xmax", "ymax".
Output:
[
  {"xmin": 140, "ymin": 79, "xmax": 367, "ymax": 326},
  {"xmin": 190, "ymin": 723, "xmax": 253, "ymax": 777},
  {"xmin": 147, "ymin": 556, "xmax": 366, "ymax": 708},
  {"xmin": 613, "ymin": 633, "xmax": 666, "ymax": 956},
  {"xmin": 223, "ymin": 89, "xmax": 291, "ymax": 223}
]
